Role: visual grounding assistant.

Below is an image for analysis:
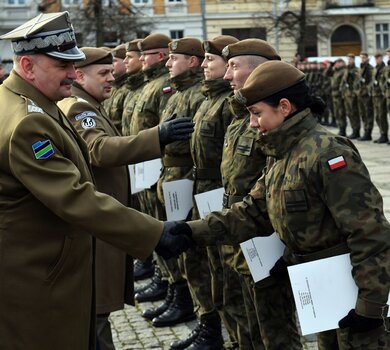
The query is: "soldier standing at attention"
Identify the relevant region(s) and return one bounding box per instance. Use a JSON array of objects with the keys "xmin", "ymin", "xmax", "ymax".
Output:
[
  {"xmin": 58, "ymin": 47, "xmax": 195, "ymax": 350},
  {"xmin": 325, "ymin": 58, "xmax": 346, "ymax": 136},
  {"xmin": 371, "ymin": 52, "xmax": 388, "ymax": 143},
  {"xmin": 103, "ymin": 43, "xmax": 128, "ymax": 132},
  {"xmin": 167, "ymin": 60, "xmax": 390, "ymax": 350},
  {"xmin": 0, "ymin": 12, "xmax": 192, "ymax": 350},
  {"xmin": 122, "ymin": 39, "xmax": 145, "ymax": 136},
  {"xmin": 357, "ymin": 51, "xmax": 374, "ymax": 141},
  {"xmin": 341, "ymin": 54, "xmax": 360, "ymax": 139},
  {"xmin": 383, "ymin": 48, "xmax": 390, "ymax": 145},
  {"xmin": 131, "ymin": 33, "xmax": 174, "ymax": 297}
]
